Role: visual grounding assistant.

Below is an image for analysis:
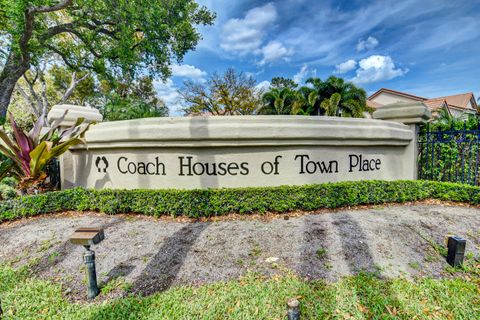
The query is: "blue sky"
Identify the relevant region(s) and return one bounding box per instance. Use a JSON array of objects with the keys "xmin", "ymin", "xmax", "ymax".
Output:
[{"xmin": 156, "ymin": 0, "xmax": 480, "ymax": 114}]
